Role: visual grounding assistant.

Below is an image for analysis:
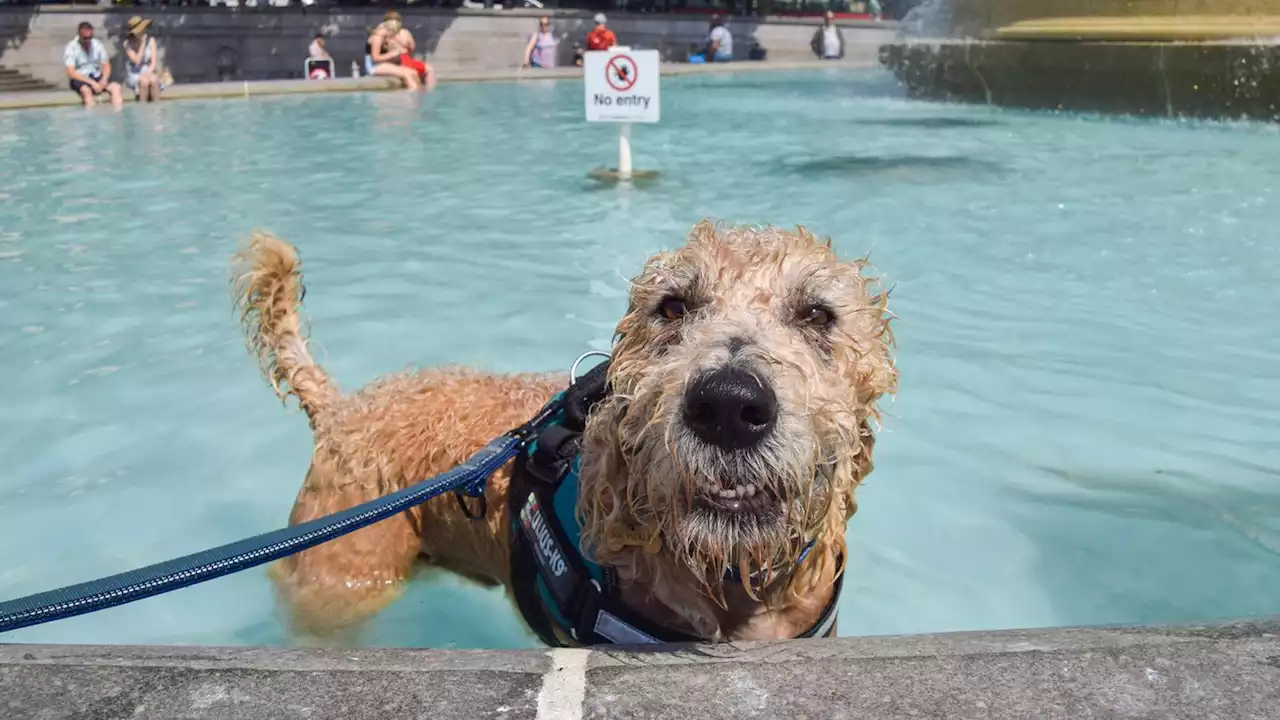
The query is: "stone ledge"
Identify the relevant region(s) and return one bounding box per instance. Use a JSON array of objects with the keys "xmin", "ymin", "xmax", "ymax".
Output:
[
  {"xmin": 0, "ymin": 76, "xmax": 395, "ymax": 110},
  {"xmin": 0, "ymin": 59, "xmax": 873, "ymax": 111},
  {"xmin": 2, "ymin": 616, "xmax": 1278, "ymax": 719}
]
